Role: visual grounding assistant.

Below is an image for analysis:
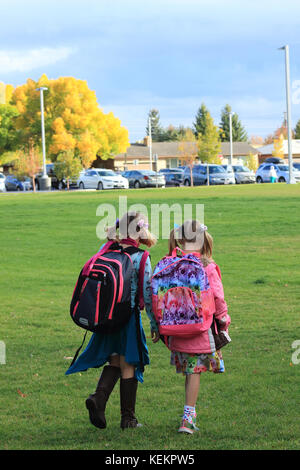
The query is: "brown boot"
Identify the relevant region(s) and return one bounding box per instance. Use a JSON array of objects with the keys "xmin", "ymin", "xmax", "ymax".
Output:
[
  {"xmin": 120, "ymin": 377, "xmax": 140, "ymax": 429},
  {"xmin": 85, "ymin": 365, "xmax": 121, "ymax": 429}
]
